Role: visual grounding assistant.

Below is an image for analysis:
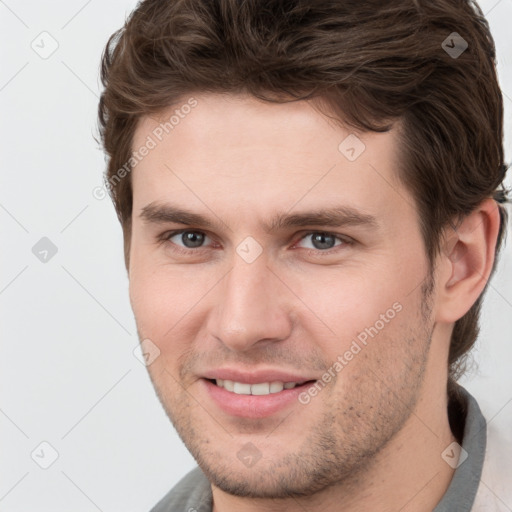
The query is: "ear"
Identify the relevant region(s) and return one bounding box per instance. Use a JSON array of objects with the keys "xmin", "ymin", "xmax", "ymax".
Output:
[{"xmin": 434, "ymin": 198, "xmax": 501, "ymax": 323}]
